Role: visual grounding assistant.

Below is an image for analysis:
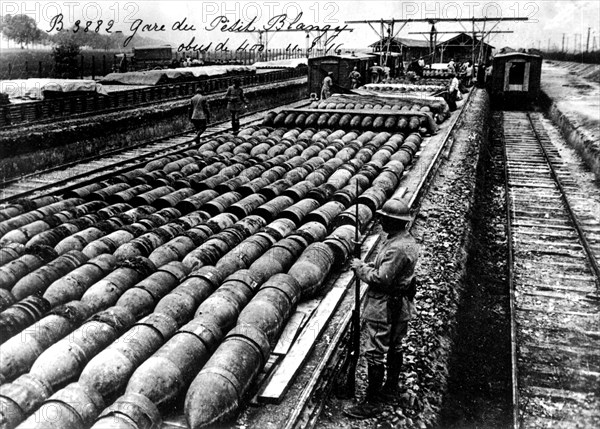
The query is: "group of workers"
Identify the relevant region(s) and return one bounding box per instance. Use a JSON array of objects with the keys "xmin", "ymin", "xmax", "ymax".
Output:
[{"xmin": 188, "ymin": 78, "xmax": 248, "ymax": 141}]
